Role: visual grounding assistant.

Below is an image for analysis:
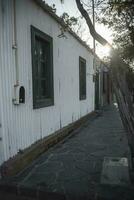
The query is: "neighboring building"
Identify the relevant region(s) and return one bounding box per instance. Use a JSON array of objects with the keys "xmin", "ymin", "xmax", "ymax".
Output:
[{"xmin": 0, "ymin": 0, "xmax": 95, "ymax": 169}]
